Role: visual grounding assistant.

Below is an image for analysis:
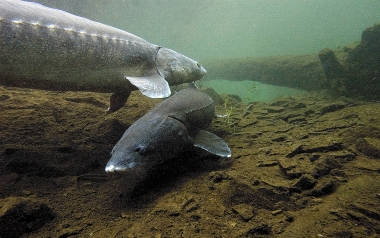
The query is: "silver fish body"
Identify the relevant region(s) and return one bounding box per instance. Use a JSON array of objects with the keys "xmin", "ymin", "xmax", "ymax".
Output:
[
  {"xmin": 106, "ymin": 86, "xmax": 231, "ymax": 173},
  {"xmin": 0, "ymin": 0, "xmax": 206, "ymax": 112}
]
